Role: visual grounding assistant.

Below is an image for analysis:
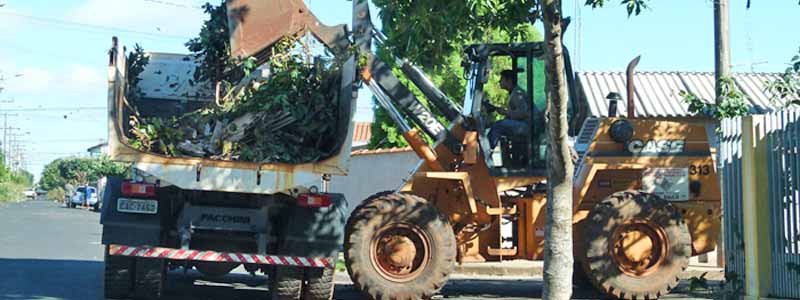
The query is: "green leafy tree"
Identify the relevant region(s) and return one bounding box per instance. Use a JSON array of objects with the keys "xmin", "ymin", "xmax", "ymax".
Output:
[
  {"xmin": 185, "ymin": 2, "xmax": 233, "ymax": 83},
  {"xmin": 126, "ymin": 43, "xmax": 150, "ymax": 103},
  {"xmin": 767, "ymin": 47, "xmax": 800, "ymax": 107},
  {"xmin": 681, "ymin": 76, "xmax": 751, "ymax": 119},
  {"xmin": 38, "ymin": 156, "xmax": 128, "ymax": 191},
  {"xmin": 367, "ymin": 23, "xmax": 542, "ymax": 149},
  {"xmin": 0, "ymin": 151, "xmax": 35, "ymax": 201}
]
